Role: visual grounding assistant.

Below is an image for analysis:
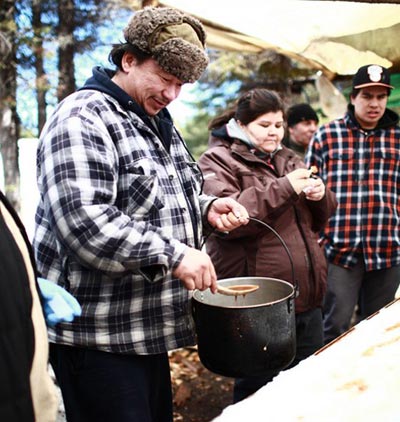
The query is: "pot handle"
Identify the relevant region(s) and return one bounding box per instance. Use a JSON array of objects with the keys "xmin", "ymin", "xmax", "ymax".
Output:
[{"xmin": 248, "ymin": 217, "xmax": 298, "ymax": 297}]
